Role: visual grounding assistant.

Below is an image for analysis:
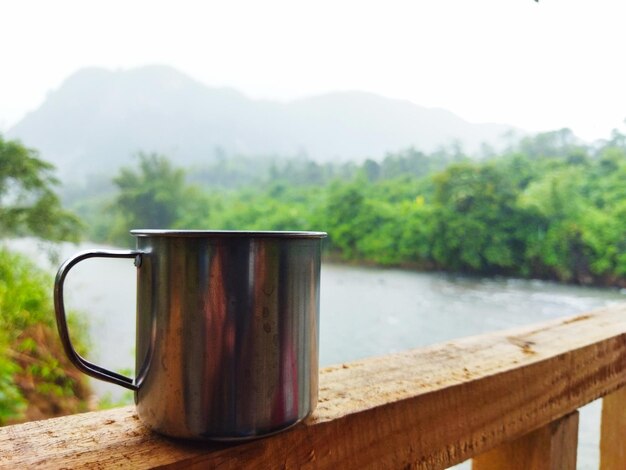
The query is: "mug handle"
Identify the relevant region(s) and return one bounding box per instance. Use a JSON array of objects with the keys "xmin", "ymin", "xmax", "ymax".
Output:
[{"xmin": 54, "ymin": 249, "xmax": 141, "ymax": 391}]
